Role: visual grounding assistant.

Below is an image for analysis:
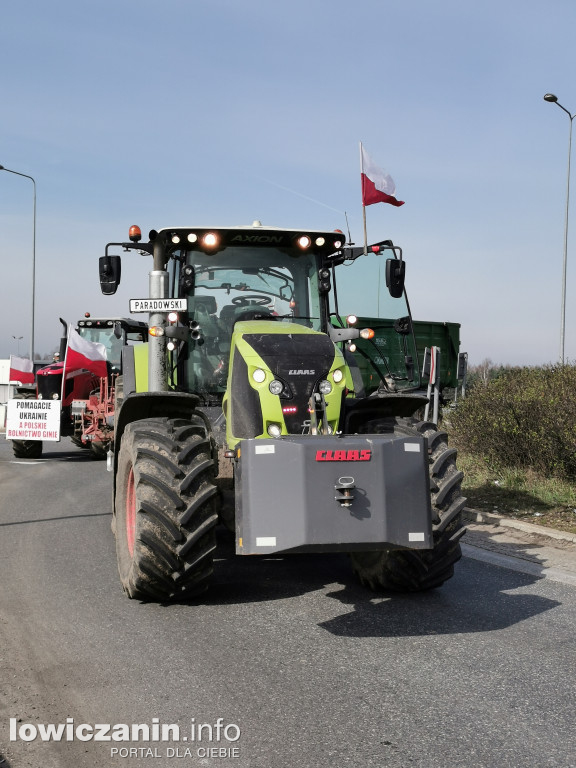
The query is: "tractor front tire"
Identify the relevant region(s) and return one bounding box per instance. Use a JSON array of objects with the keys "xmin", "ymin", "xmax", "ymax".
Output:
[
  {"xmin": 11, "ymin": 394, "xmax": 43, "ymax": 459},
  {"xmin": 350, "ymin": 419, "xmax": 466, "ymax": 592},
  {"xmin": 115, "ymin": 417, "xmax": 218, "ymax": 601},
  {"xmin": 12, "ymin": 440, "xmax": 43, "ymax": 459}
]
